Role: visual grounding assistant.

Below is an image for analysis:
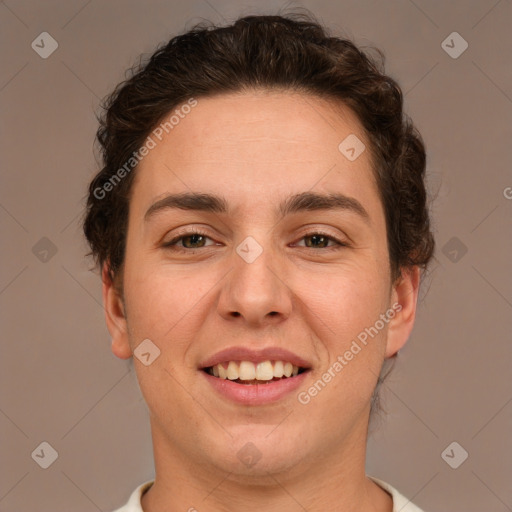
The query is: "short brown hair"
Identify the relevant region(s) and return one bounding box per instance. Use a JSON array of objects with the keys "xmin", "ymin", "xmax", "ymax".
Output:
[
  {"xmin": 83, "ymin": 12, "xmax": 436, "ymax": 423},
  {"xmin": 83, "ymin": 12, "xmax": 434, "ymax": 289}
]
